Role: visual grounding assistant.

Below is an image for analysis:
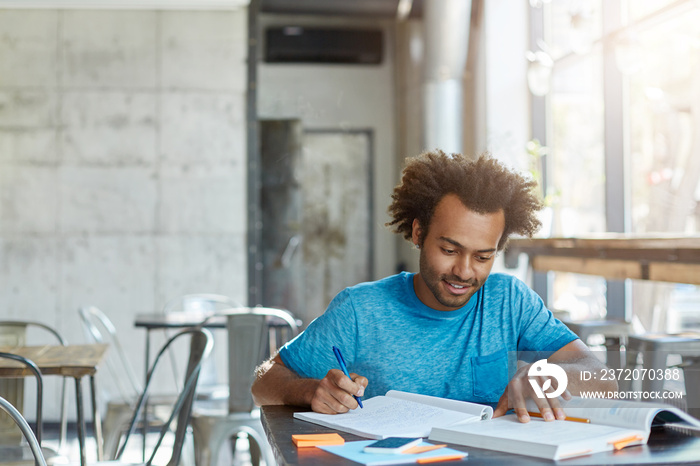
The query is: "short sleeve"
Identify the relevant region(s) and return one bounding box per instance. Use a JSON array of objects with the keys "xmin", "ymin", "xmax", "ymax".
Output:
[
  {"xmin": 516, "ymin": 282, "xmax": 578, "ymax": 358},
  {"xmin": 279, "ymin": 289, "xmax": 358, "ymax": 380}
]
